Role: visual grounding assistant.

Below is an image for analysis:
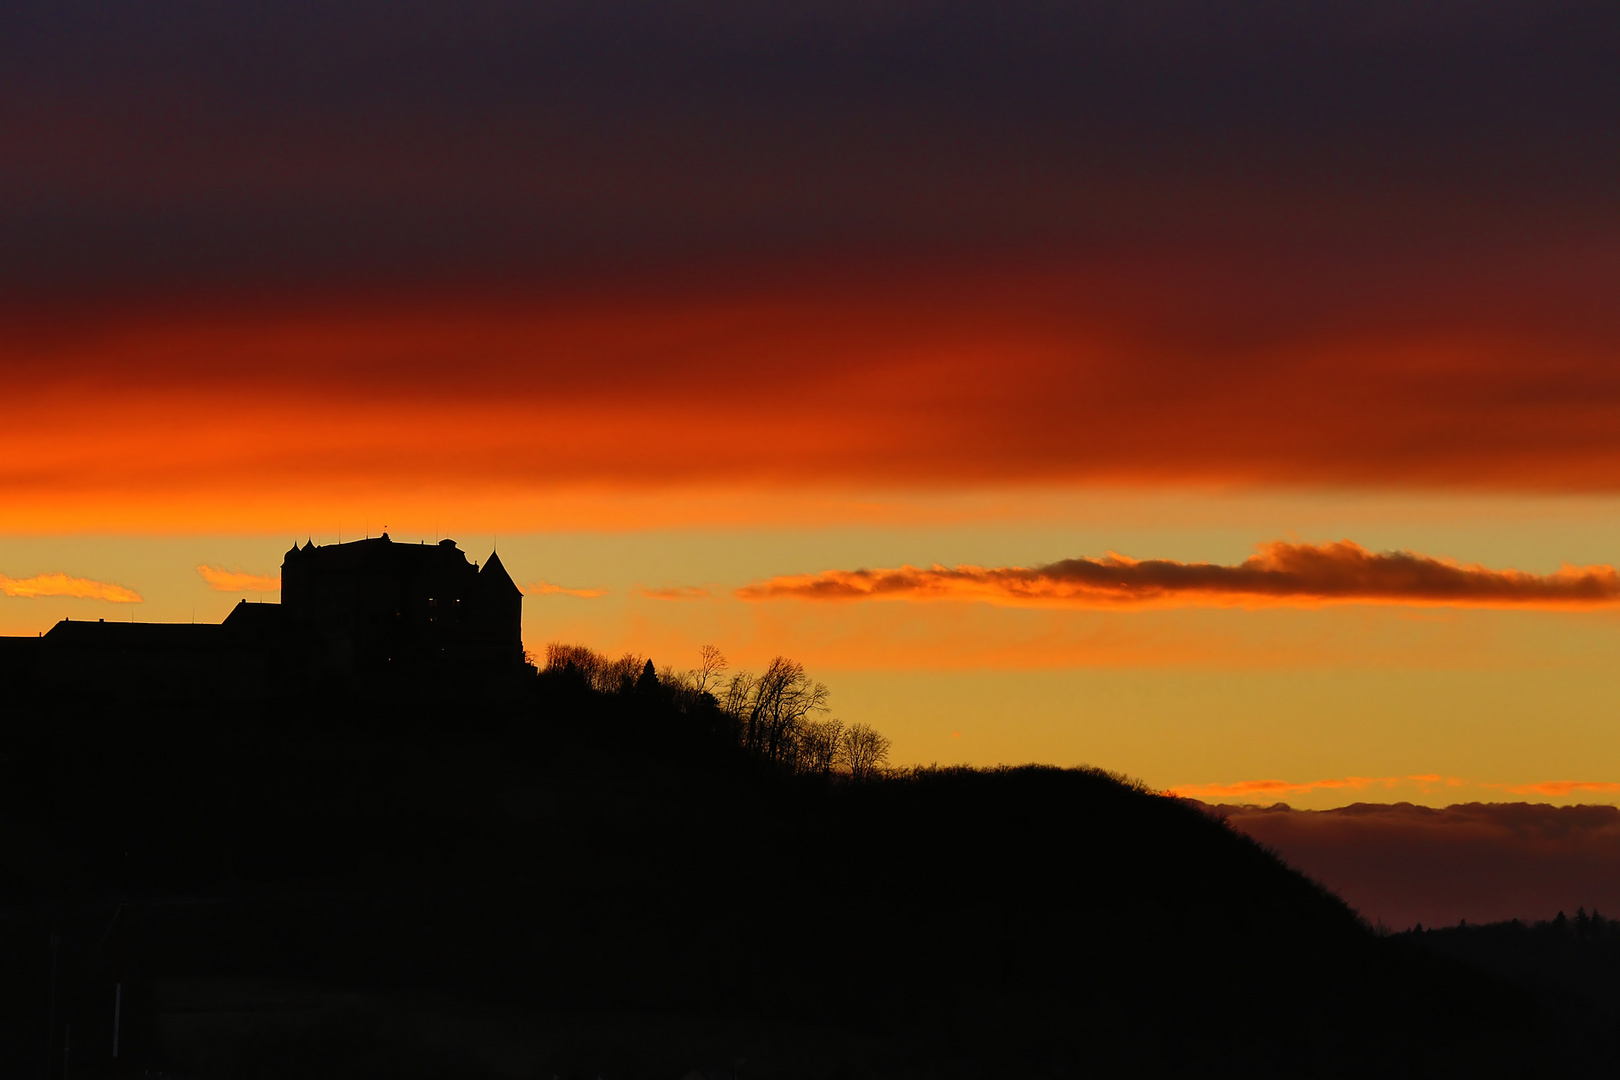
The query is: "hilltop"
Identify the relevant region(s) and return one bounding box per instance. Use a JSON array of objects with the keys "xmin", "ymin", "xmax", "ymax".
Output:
[{"xmin": 0, "ymin": 657, "xmax": 1564, "ymax": 1078}]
